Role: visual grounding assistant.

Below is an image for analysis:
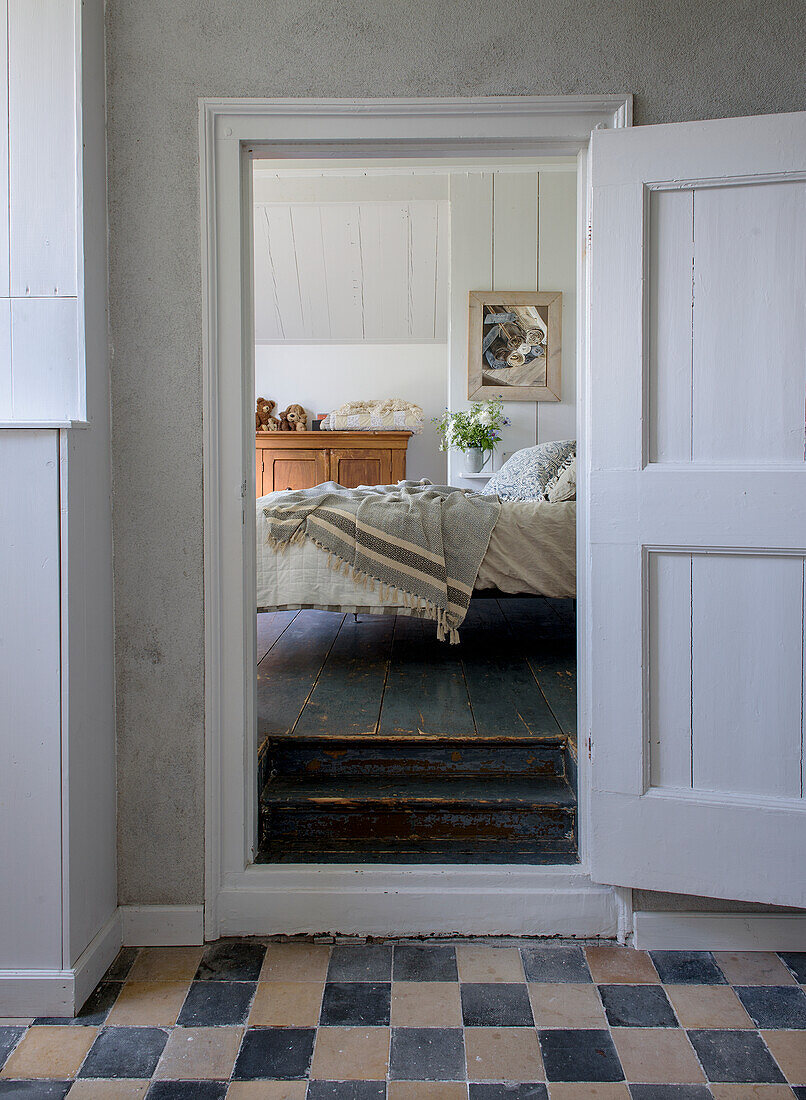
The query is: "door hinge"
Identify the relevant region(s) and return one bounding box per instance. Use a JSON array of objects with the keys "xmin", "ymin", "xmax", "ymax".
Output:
[{"xmin": 587, "ymin": 735, "xmax": 592, "ymax": 762}]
